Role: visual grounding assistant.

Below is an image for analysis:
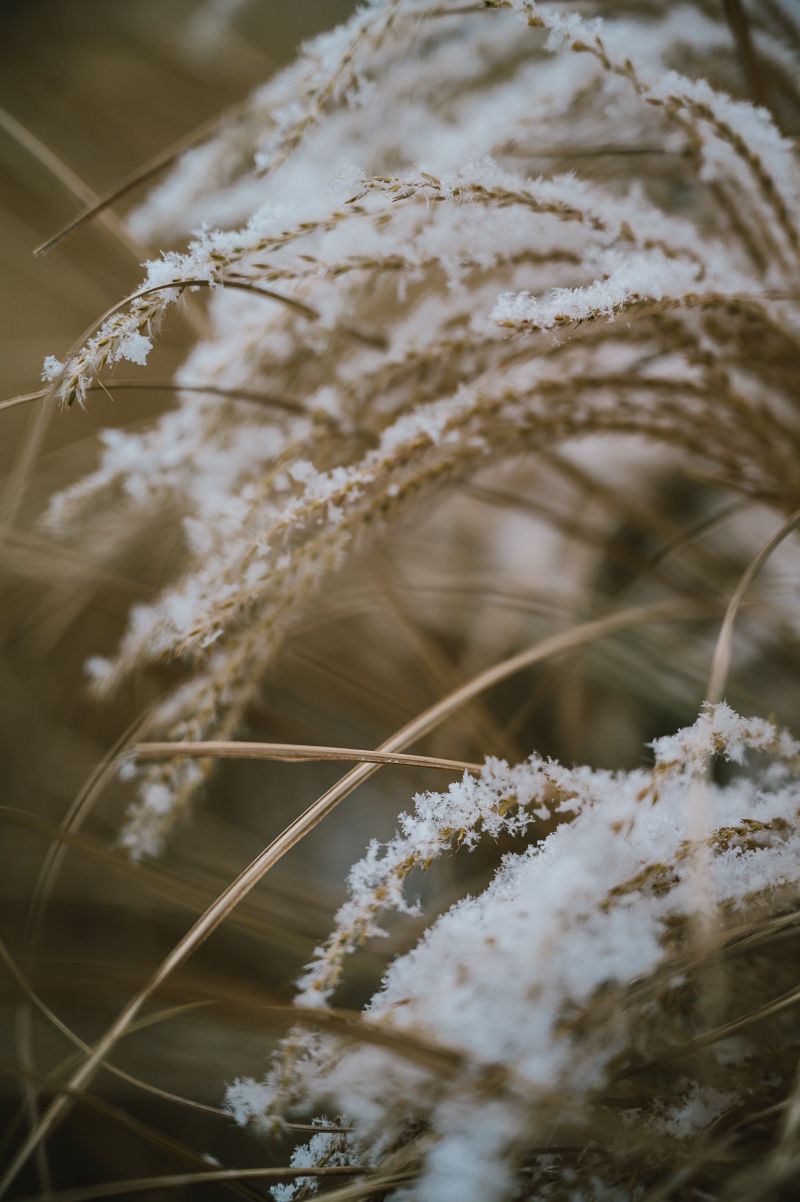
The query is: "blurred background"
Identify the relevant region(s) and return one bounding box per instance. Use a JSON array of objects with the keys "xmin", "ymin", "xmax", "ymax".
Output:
[
  {"xmin": 0, "ymin": 4, "xmax": 373, "ymax": 1196},
  {"xmin": 2, "ymin": 2, "xmax": 799, "ymax": 1198}
]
